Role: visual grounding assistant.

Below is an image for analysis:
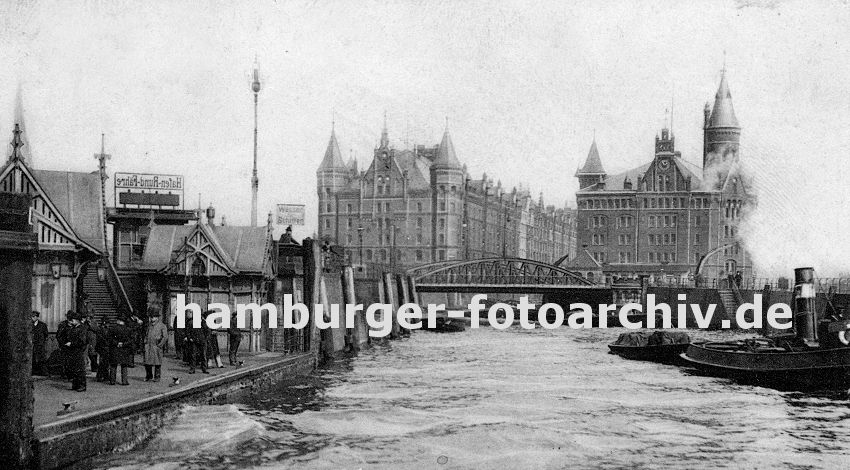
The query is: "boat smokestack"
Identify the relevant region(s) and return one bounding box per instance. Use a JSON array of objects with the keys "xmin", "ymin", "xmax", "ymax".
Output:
[{"xmin": 792, "ymin": 267, "xmax": 818, "ymax": 345}]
